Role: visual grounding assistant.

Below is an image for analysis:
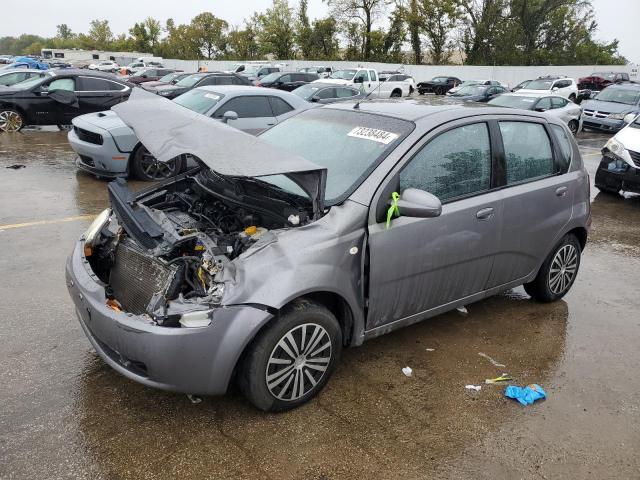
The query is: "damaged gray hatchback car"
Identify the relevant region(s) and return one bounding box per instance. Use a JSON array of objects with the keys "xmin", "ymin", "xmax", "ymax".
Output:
[{"xmin": 66, "ymin": 89, "xmax": 590, "ymax": 411}]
